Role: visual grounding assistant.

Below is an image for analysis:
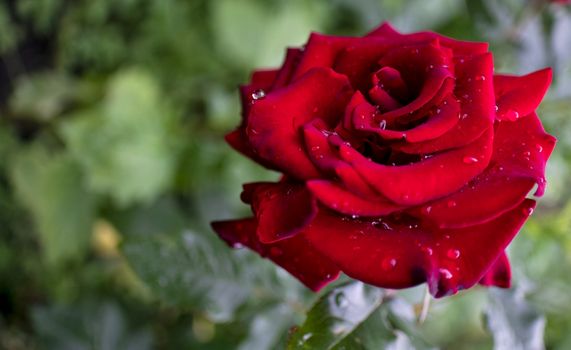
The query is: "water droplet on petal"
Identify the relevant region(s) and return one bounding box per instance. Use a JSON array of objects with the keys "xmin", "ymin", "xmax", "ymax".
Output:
[
  {"xmin": 422, "ymin": 246, "xmax": 433, "ymax": 256},
  {"xmin": 447, "ymin": 200, "xmax": 457, "ymax": 208},
  {"xmin": 311, "ymin": 146, "xmax": 320, "ymax": 151},
  {"xmin": 379, "ymin": 119, "xmax": 387, "ymax": 129},
  {"xmin": 463, "ymin": 156, "xmax": 479, "ymax": 164},
  {"xmin": 535, "ymin": 144, "xmax": 543, "ymax": 153},
  {"xmin": 251, "ymin": 89, "xmax": 266, "ymax": 100},
  {"xmin": 446, "ymin": 249, "xmax": 460, "ymax": 260},
  {"xmin": 523, "ymin": 206, "xmax": 534, "ymax": 216},
  {"xmin": 382, "ymin": 258, "xmax": 397, "ymax": 270},
  {"xmin": 424, "ymin": 206, "xmax": 432, "ymax": 214},
  {"xmin": 351, "ymin": 214, "xmax": 359, "ymax": 219},
  {"xmin": 505, "ymin": 109, "xmax": 520, "ymax": 121},
  {"xmin": 439, "ymin": 268, "xmax": 453, "ymax": 280}
]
